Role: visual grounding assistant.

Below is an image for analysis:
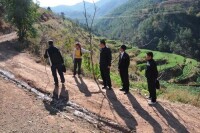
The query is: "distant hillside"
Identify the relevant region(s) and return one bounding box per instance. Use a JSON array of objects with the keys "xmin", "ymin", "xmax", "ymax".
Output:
[
  {"xmin": 50, "ymin": 0, "xmax": 128, "ymax": 22},
  {"xmin": 95, "ymin": 0, "xmax": 200, "ymax": 60}
]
